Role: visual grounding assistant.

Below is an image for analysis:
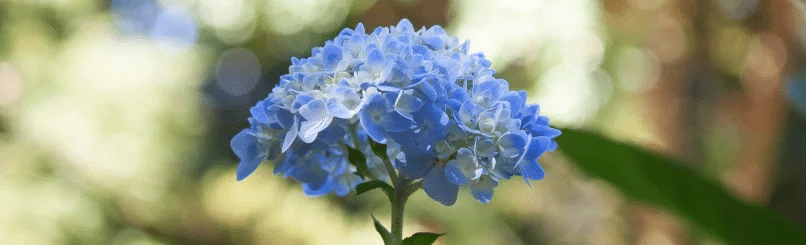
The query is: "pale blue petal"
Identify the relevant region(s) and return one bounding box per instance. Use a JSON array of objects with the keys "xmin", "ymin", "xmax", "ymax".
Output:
[
  {"xmin": 546, "ymin": 140, "xmax": 558, "ymax": 152},
  {"xmin": 334, "ymin": 173, "xmax": 362, "ymax": 196},
  {"xmin": 322, "ymin": 43, "xmax": 342, "ymax": 70},
  {"xmin": 412, "ymin": 79, "xmax": 438, "ymax": 101},
  {"xmin": 326, "ymin": 87, "xmax": 363, "ymax": 119},
  {"xmin": 292, "ymin": 93, "xmax": 315, "ymax": 110},
  {"xmin": 383, "ymin": 58, "xmax": 411, "ymax": 88},
  {"xmin": 519, "ymin": 159, "xmax": 545, "ymax": 182},
  {"xmin": 299, "ymin": 98, "xmax": 328, "ymax": 122},
  {"xmin": 327, "ymin": 98, "xmax": 353, "ymax": 119},
  {"xmin": 470, "ymin": 175, "xmax": 498, "ymax": 203},
  {"xmin": 360, "ymin": 116, "xmax": 387, "ymax": 144},
  {"xmin": 397, "ymin": 147, "xmax": 434, "ymax": 179},
  {"xmin": 298, "ymin": 115, "xmax": 333, "ymax": 143},
  {"xmin": 316, "ymin": 126, "xmax": 345, "ymax": 146},
  {"xmin": 382, "ymin": 111, "xmax": 412, "ymax": 132},
  {"xmin": 443, "ymin": 147, "xmax": 476, "ymax": 185},
  {"xmin": 459, "ymin": 101, "xmax": 481, "ymax": 127},
  {"xmin": 275, "ymin": 106, "xmax": 295, "ymax": 128},
  {"xmin": 424, "ymin": 35, "xmax": 445, "ymax": 50},
  {"xmin": 522, "ymin": 136, "xmax": 550, "ymax": 161},
  {"xmin": 474, "ymin": 138, "xmax": 497, "ymax": 158},
  {"xmin": 532, "ymin": 125, "xmax": 562, "ymax": 138},
  {"xmin": 249, "ymin": 101, "xmax": 269, "ymax": 124},
  {"xmin": 444, "ymin": 160, "xmax": 470, "ymax": 185},
  {"xmin": 423, "ymin": 167, "xmax": 459, "ymax": 206},
  {"xmin": 497, "ymin": 132, "xmax": 526, "ymax": 158},
  {"xmin": 359, "ymin": 94, "xmax": 390, "ymax": 143},
  {"xmin": 303, "ymin": 180, "xmax": 334, "ymax": 196},
  {"xmin": 396, "ymin": 18, "xmax": 414, "ymax": 33},
  {"xmin": 365, "ymin": 48, "xmax": 386, "ymax": 73},
  {"xmin": 282, "ymin": 116, "xmax": 299, "ymax": 152},
  {"xmin": 231, "ymin": 130, "xmax": 264, "ymax": 180},
  {"xmin": 502, "ymin": 91, "xmax": 525, "ymax": 116},
  {"xmin": 394, "ymin": 89, "xmax": 424, "ymax": 113}
]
